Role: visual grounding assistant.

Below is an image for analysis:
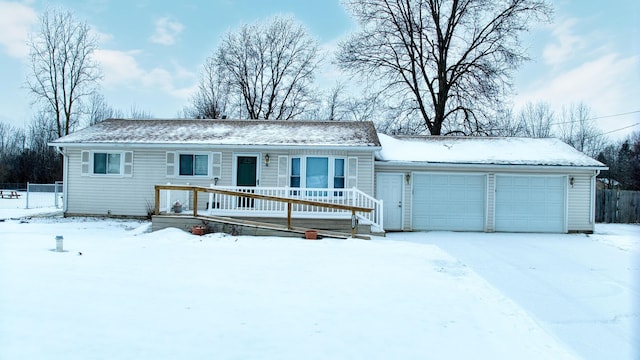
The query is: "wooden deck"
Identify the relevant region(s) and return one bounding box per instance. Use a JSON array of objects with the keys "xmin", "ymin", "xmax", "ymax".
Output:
[{"xmin": 154, "ymin": 184, "xmax": 380, "ymax": 238}]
